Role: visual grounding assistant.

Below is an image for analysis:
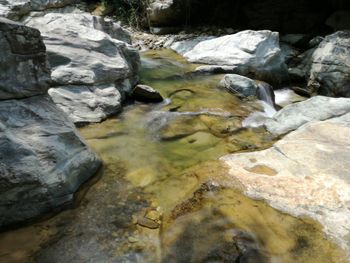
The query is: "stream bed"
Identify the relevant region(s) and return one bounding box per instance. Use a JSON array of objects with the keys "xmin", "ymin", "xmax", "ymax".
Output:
[{"xmin": 0, "ymin": 50, "xmax": 347, "ymax": 263}]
